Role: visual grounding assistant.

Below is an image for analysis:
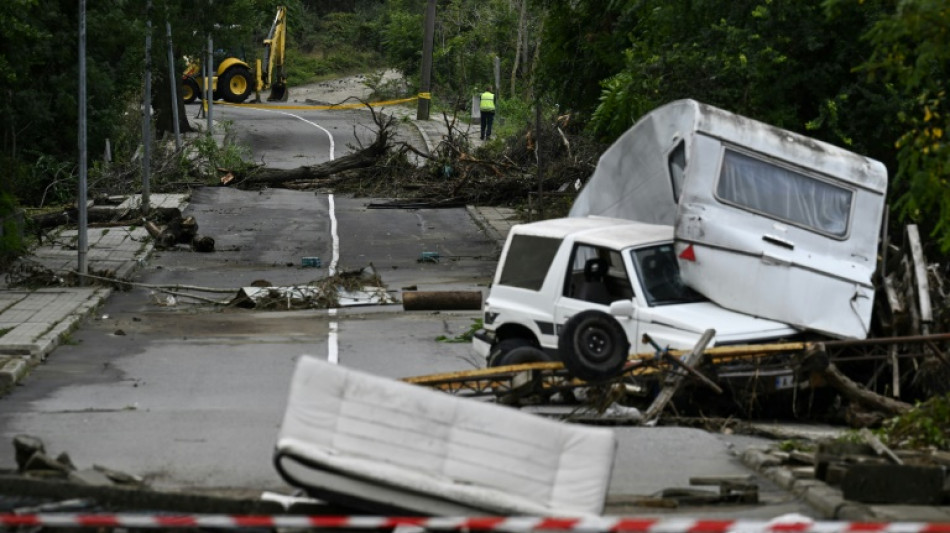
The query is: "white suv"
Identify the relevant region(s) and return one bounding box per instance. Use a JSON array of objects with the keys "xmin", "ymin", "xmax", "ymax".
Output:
[{"xmin": 473, "ymin": 216, "xmax": 800, "ymax": 380}]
